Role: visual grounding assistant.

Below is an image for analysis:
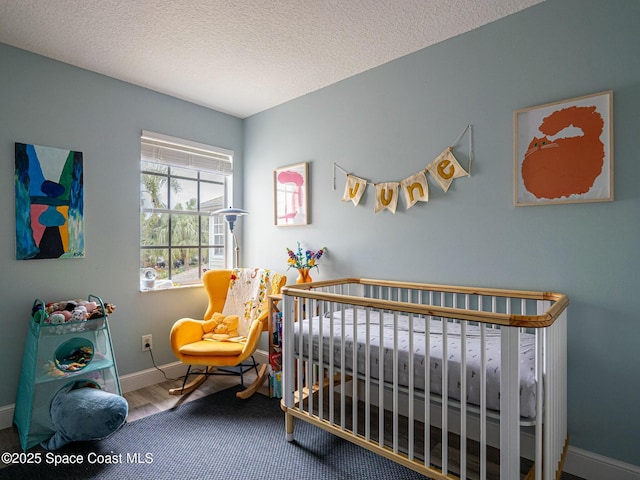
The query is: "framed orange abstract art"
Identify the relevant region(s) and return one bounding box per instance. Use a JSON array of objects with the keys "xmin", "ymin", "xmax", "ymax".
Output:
[{"xmin": 514, "ymin": 90, "xmax": 613, "ymax": 206}]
